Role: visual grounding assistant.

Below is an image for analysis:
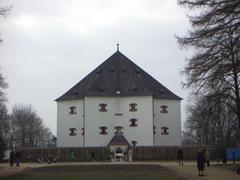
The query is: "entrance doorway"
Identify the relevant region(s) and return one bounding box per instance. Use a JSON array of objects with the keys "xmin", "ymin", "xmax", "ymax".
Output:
[
  {"xmin": 108, "ymin": 134, "xmax": 130, "ymax": 161},
  {"xmin": 115, "ymin": 147, "xmax": 124, "ymax": 160}
]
